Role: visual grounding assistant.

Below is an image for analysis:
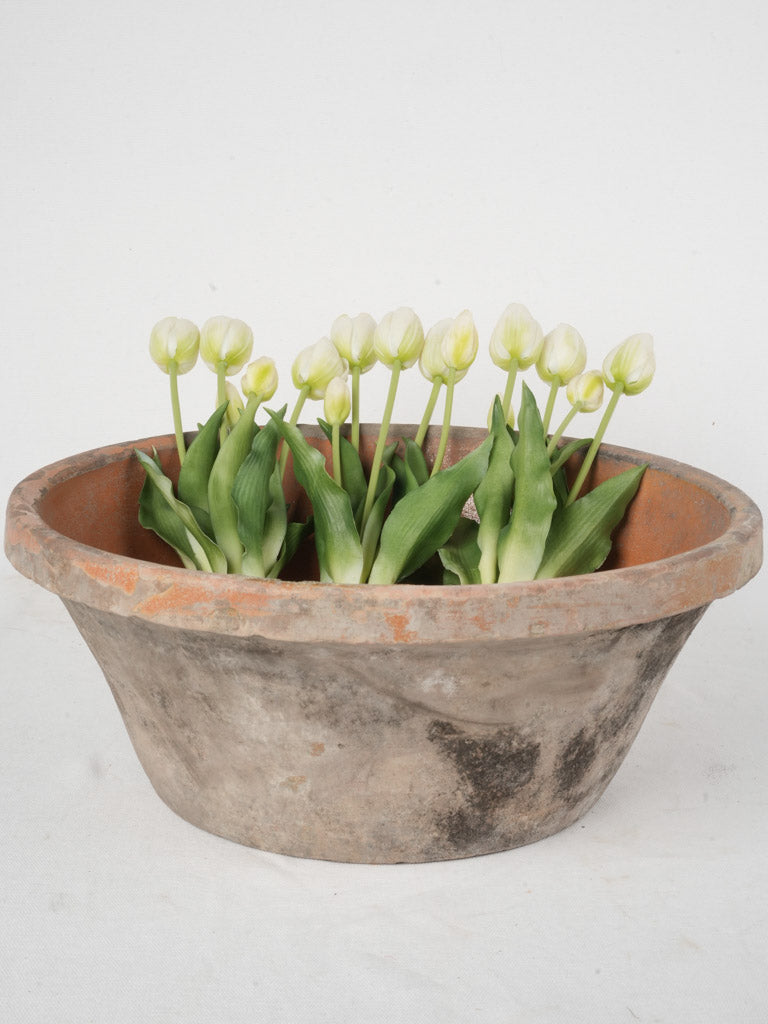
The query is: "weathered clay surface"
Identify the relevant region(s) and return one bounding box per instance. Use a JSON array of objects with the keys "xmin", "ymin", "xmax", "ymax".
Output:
[
  {"xmin": 4, "ymin": 426, "xmax": 763, "ymax": 861},
  {"xmin": 62, "ymin": 598, "xmax": 705, "ymax": 862}
]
